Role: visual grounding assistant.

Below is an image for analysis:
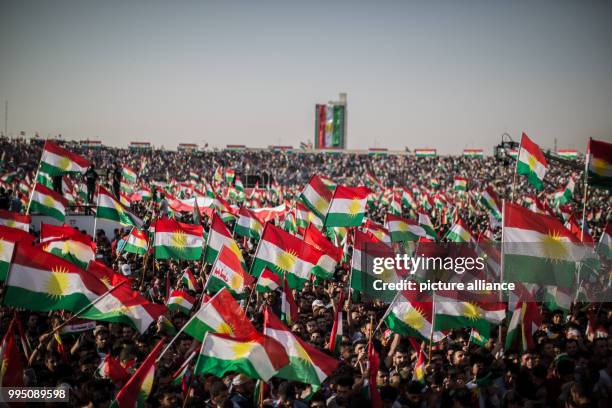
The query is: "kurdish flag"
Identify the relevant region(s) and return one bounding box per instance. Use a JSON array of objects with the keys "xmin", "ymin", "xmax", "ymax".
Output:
[
  {"xmin": 183, "ymin": 288, "xmax": 257, "ymax": 342},
  {"xmin": 463, "ymin": 149, "xmax": 484, "ymax": 158},
  {"xmin": 29, "ymin": 183, "xmax": 68, "ymax": 222},
  {"xmin": 418, "ymin": 212, "xmax": 438, "ymax": 240},
  {"xmin": 40, "ymin": 223, "xmax": 79, "ymax": 242},
  {"xmin": 250, "ymin": 223, "xmax": 323, "ymax": 289},
  {"xmin": 204, "ymin": 212, "xmax": 245, "ymax": 266},
  {"xmin": 194, "ymin": 332, "xmax": 289, "ymax": 382},
  {"xmin": 167, "ymin": 290, "xmax": 196, "ymax": 315},
  {"xmin": 469, "ymin": 328, "xmax": 489, "ymax": 347},
  {"xmin": 480, "ymin": 187, "xmax": 502, "ymax": 221},
  {"xmin": 256, "ymin": 268, "xmax": 281, "ymax": 293},
  {"xmin": 264, "ymin": 308, "xmax": 339, "ymax": 389},
  {"xmin": 153, "ymin": 218, "xmax": 204, "ymax": 260},
  {"xmin": 295, "ymin": 202, "xmax": 323, "ymax": 232},
  {"xmin": 40, "ymin": 233, "xmax": 96, "ymax": 269},
  {"xmin": 234, "ymin": 206, "xmax": 264, "ymax": 240},
  {"xmin": 280, "ymin": 276, "xmax": 298, "ymax": 326},
  {"xmin": 324, "ymin": 186, "xmax": 370, "ymax": 227},
  {"xmin": 415, "ymin": 149, "xmax": 436, "ymax": 157},
  {"xmin": 586, "ymin": 138, "xmax": 612, "ymax": 189},
  {"xmin": 505, "ymin": 301, "xmax": 541, "ymax": 351},
  {"xmin": 181, "ymin": 268, "xmax": 199, "ymax": 291},
  {"xmin": 433, "ymin": 292, "xmax": 506, "ymax": 334},
  {"xmin": 122, "ymin": 166, "xmax": 137, "ymax": 183},
  {"xmin": 597, "ymin": 223, "xmax": 611, "ymax": 259},
  {"xmin": 96, "ymin": 186, "xmax": 143, "ymax": 227},
  {"xmin": 502, "ymin": 202, "xmax": 583, "ymax": 287},
  {"xmin": 328, "ymin": 291, "xmax": 344, "ymax": 356},
  {"xmin": 39, "ymin": 140, "xmax": 90, "ymax": 176},
  {"xmin": 553, "ymin": 177, "xmax": 575, "ymax": 206},
  {"xmin": 111, "ymin": 339, "xmax": 165, "ymax": 408},
  {"xmin": 453, "ymin": 176, "xmax": 468, "ymax": 191},
  {"xmin": 0, "ymin": 225, "xmax": 33, "ymax": 281},
  {"xmin": 385, "ymin": 213, "xmax": 425, "ymax": 242},
  {"xmin": 0, "ymin": 209, "xmax": 31, "ymax": 232},
  {"xmin": 300, "ymin": 175, "xmax": 334, "ymax": 219},
  {"xmin": 413, "ymin": 349, "xmax": 426, "ymax": 383},
  {"xmin": 445, "ymin": 218, "xmax": 475, "ymax": 243},
  {"xmin": 123, "ymin": 228, "xmax": 149, "ymax": 255},
  {"xmin": 206, "ymin": 245, "xmax": 255, "ymax": 297},
  {"xmin": 557, "ymin": 149, "xmax": 578, "ymax": 159},
  {"xmin": 384, "ymin": 291, "xmax": 445, "ymax": 342},
  {"xmin": 303, "ymin": 223, "xmax": 342, "ymax": 279},
  {"xmin": 517, "ymin": 132, "xmax": 548, "ymax": 190}
]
